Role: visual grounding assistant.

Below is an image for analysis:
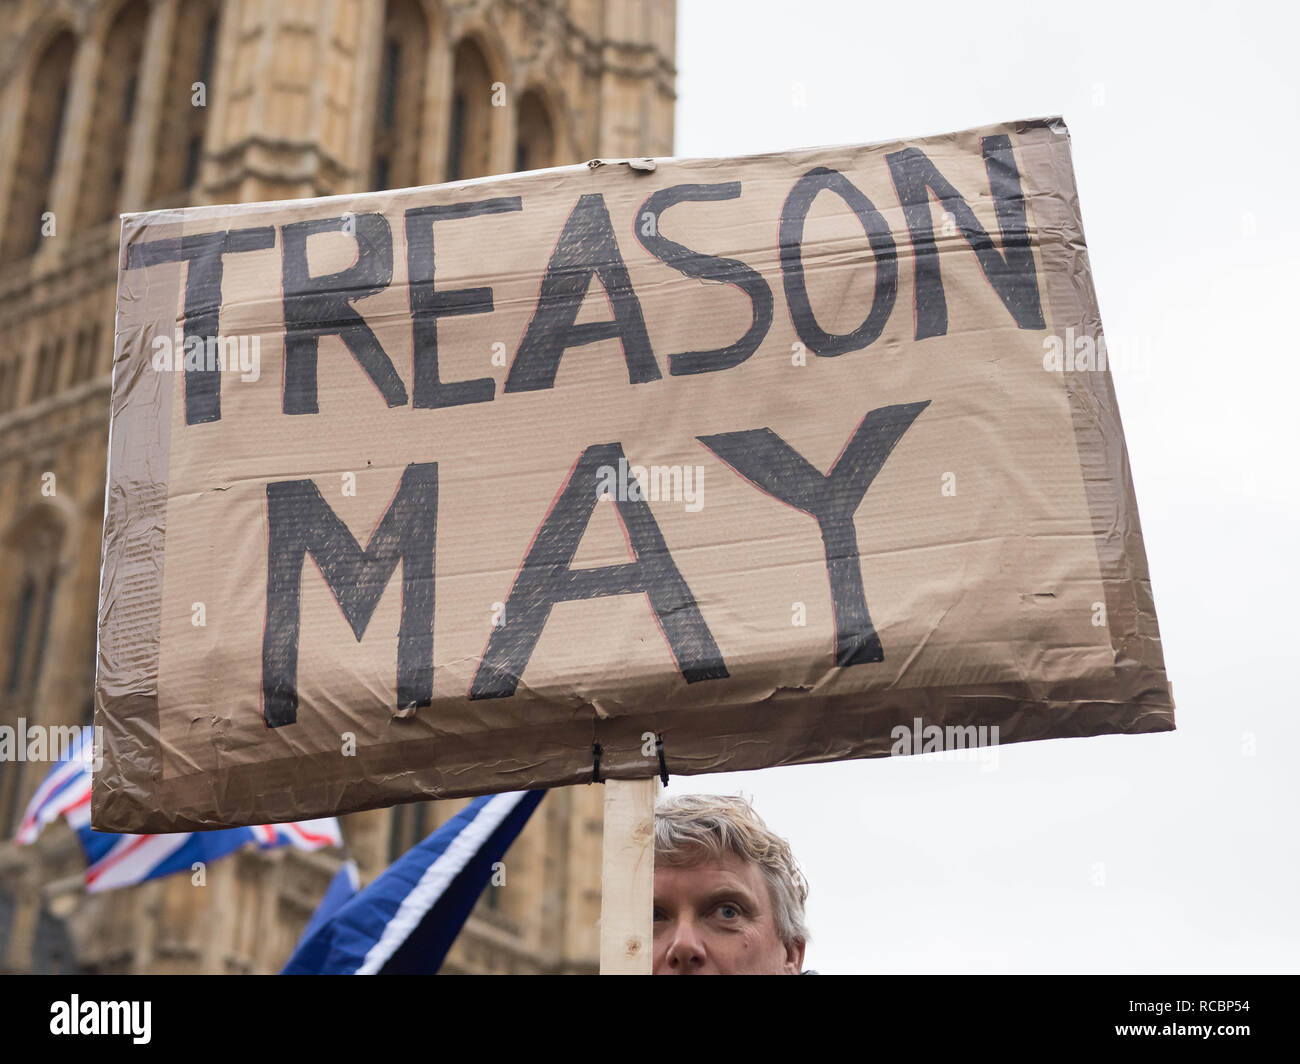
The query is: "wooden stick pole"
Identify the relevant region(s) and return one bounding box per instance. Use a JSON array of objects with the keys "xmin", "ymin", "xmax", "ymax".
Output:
[{"xmin": 599, "ymin": 776, "xmax": 658, "ymax": 974}]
